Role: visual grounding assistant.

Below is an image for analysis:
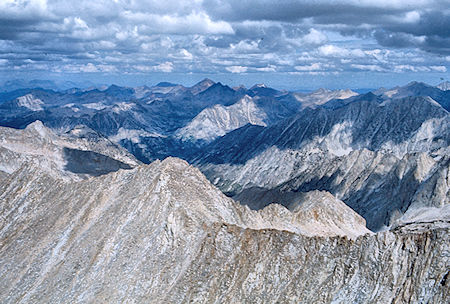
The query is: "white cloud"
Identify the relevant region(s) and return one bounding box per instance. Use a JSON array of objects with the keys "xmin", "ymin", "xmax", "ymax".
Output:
[
  {"xmin": 302, "ymin": 29, "xmax": 328, "ymax": 45},
  {"xmin": 153, "ymin": 61, "xmax": 174, "ymax": 72},
  {"xmin": 351, "ymin": 64, "xmax": 385, "ymax": 72},
  {"xmin": 403, "ymin": 11, "xmax": 421, "ymax": 23},
  {"xmin": 295, "ymin": 63, "xmax": 323, "ymax": 71},
  {"xmin": 430, "ymin": 66, "xmax": 447, "ymax": 72},
  {"xmin": 1, "ymin": 0, "xmax": 448, "ymax": 81},
  {"xmin": 0, "ymin": 0, "xmax": 49, "ymax": 19},
  {"xmin": 255, "ymin": 65, "xmax": 276, "ymax": 72},
  {"xmin": 319, "ymin": 45, "xmax": 365, "ymax": 58},
  {"xmin": 80, "ymin": 63, "xmax": 99, "ymax": 73},
  {"xmin": 394, "ymin": 65, "xmax": 432, "ymax": 72},
  {"xmin": 180, "ymin": 49, "xmax": 193, "ymax": 60},
  {"xmin": 125, "ymin": 11, "xmax": 234, "ymax": 35},
  {"xmin": 230, "ymin": 40, "xmax": 259, "ymax": 52},
  {"xmin": 226, "ymin": 66, "xmax": 248, "ymax": 73}
]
